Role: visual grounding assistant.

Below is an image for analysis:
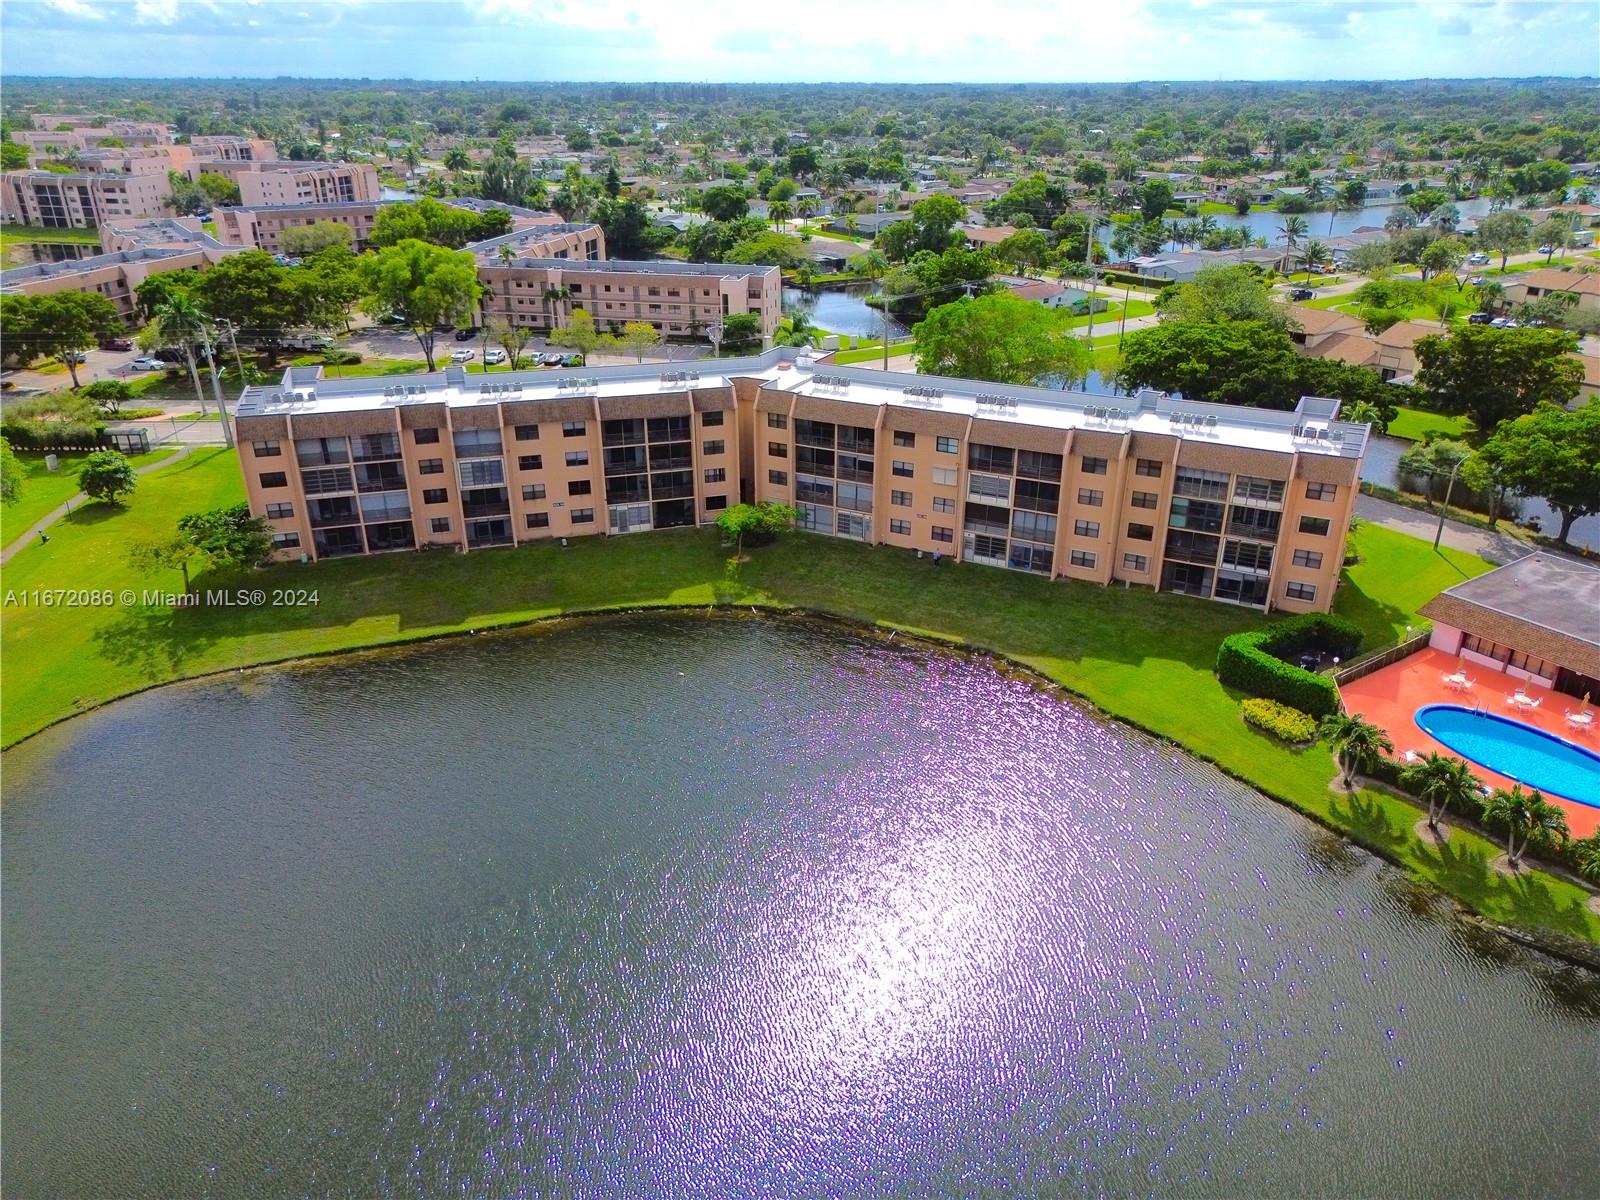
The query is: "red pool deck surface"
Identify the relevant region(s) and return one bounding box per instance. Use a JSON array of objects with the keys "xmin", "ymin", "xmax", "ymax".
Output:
[{"xmin": 1338, "ymin": 647, "xmax": 1600, "ymax": 839}]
